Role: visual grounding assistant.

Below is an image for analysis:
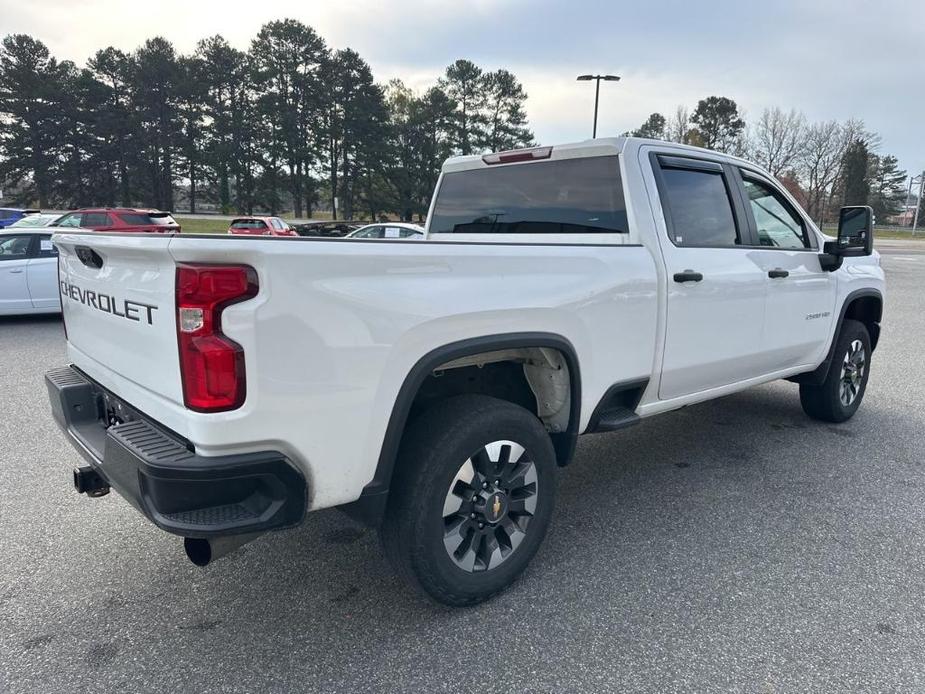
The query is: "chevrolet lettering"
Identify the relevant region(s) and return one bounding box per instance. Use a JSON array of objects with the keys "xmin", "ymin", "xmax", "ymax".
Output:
[{"xmin": 59, "ymin": 281, "xmax": 157, "ymax": 325}]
